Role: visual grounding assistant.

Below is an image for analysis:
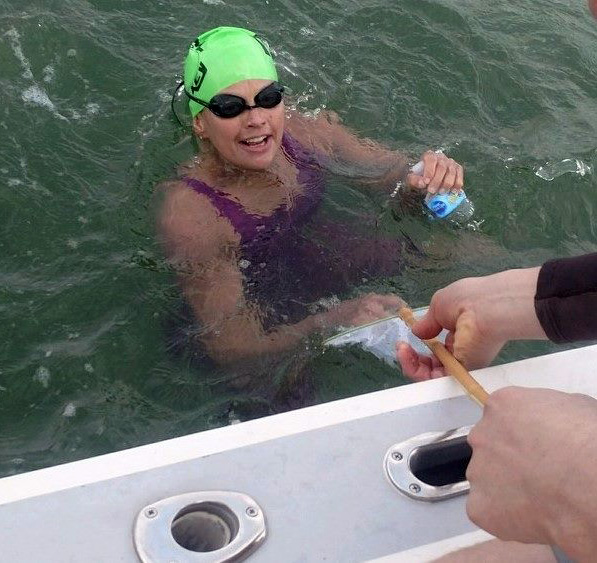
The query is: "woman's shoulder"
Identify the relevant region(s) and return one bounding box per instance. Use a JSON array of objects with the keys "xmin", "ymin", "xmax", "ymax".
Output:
[
  {"xmin": 286, "ymin": 108, "xmax": 343, "ymax": 132},
  {"xmin": 157, "ymin": 175, "xmax": 238, "ymax": 255},
  {"xmin": 157, "ymin": 156, "xmax": 219, "ymax": 206},
  {"xmin": 285, "ymin": 109, "xmax": 344, "ymax": 159}
]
